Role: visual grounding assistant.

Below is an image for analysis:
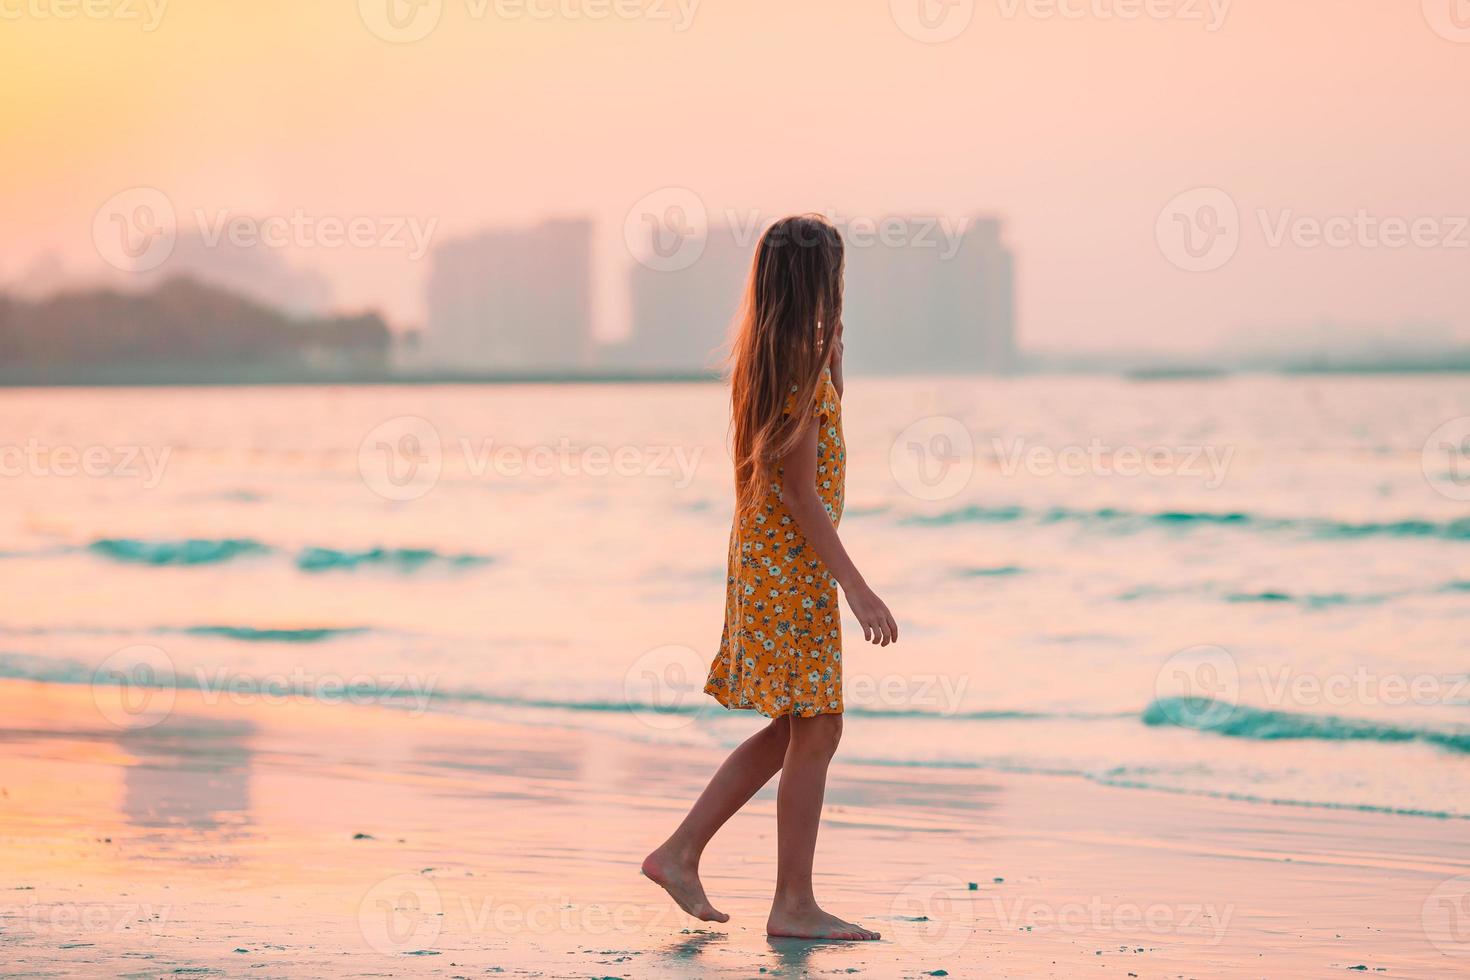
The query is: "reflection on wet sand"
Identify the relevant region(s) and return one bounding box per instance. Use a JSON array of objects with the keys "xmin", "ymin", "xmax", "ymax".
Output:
[{"xmin": 118, "ymin": 714, "xmax": 255, "ymax": 835}]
